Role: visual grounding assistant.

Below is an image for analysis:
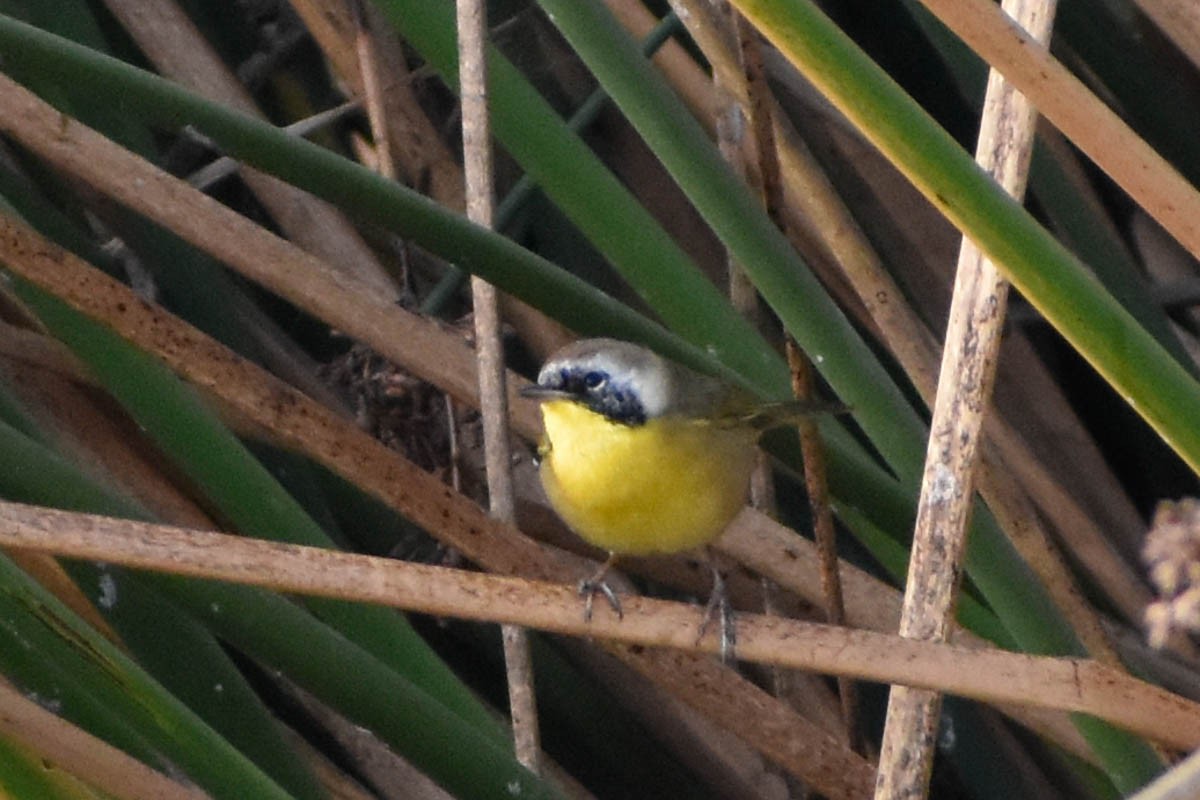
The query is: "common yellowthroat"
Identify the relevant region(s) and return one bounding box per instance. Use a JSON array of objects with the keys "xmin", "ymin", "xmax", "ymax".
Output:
[{"xmin": 522, "ymin": 338, "xmax": 830, "ymax": 652}]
